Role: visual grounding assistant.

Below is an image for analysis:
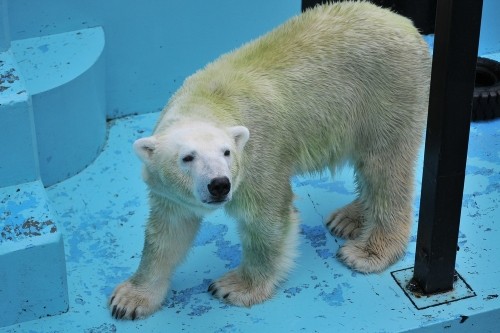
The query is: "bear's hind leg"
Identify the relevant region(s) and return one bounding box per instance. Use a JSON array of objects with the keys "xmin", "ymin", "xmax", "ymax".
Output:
[
  {"xmin": 325, "ymin": 198, "xmax": 365, "ymax": 239},
  {"xmin": 336, "ymin": 151, "xmax": 416, "ymax": 273},
  {"xmin": 209, "ymin": 201, "xmax": 299, "ymax": 306}
]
